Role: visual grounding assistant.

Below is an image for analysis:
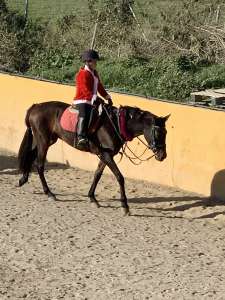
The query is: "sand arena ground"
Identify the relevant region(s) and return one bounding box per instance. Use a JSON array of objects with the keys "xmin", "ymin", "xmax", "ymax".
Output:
[{"xmin": 0, "ymin": 154, "xmax": 225, "ymax": 299}]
